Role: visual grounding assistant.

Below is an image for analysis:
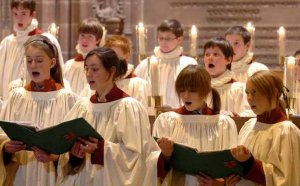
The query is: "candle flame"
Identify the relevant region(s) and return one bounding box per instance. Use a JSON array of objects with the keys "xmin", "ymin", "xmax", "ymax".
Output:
[
  {"xmin": 191, "ymin": 25, "xmax": 197, "ymax": 35},
  {"xmin": 246, "ymin": 22, "xmax": 255, "ymax": 31},
  {"xmin": 277, "ymin": 26, "xmax": 285, "ymax": 35}
]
